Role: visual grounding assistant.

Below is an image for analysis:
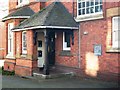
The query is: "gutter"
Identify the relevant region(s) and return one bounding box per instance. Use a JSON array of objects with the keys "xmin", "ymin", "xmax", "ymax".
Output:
[
  {"xmin": 2, "ymin": 16, "xmax": 30, "ymax": 22},
  {"xmin": 12, "ymin": 26, "xmax": 79, "ymax": 31}
]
